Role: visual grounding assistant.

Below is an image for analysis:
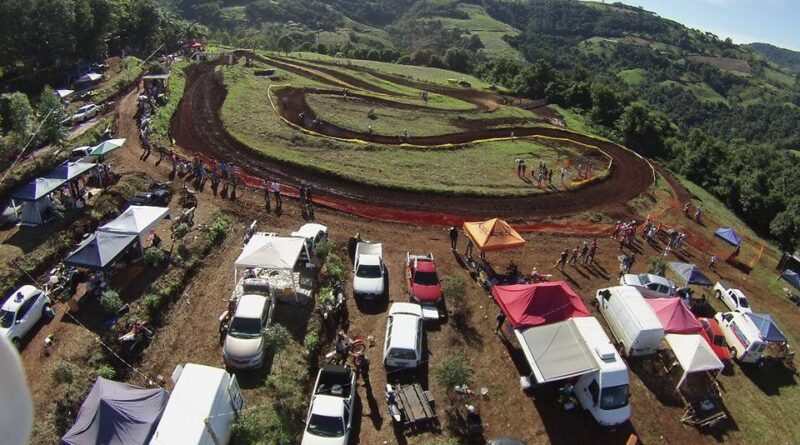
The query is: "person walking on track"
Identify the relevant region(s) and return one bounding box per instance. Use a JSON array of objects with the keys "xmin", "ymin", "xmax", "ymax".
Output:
[{"xmin": 555, "ymin": 249, "xmax": 568, "ymax": 270}]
